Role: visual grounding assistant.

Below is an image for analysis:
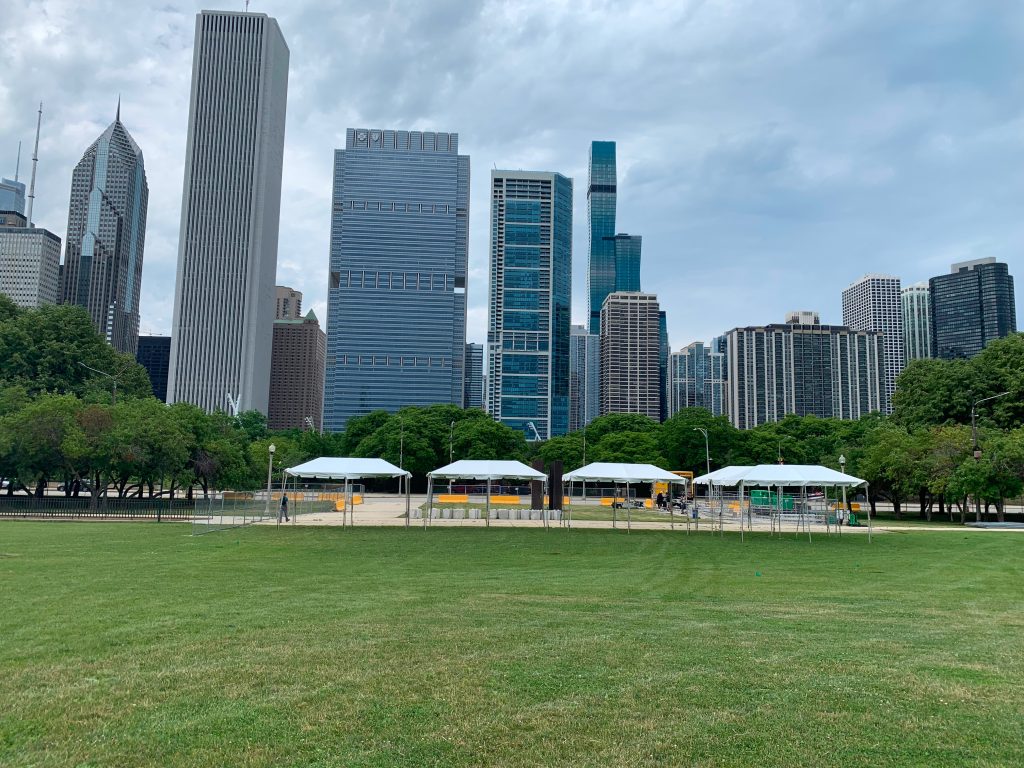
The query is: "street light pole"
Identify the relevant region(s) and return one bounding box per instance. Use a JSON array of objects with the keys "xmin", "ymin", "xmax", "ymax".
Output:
[
  {"xmin": 265, "ymin": 443, "xmax": 276, "ymax": 520},
  {"xmin": 694, "ymin": 427, "xmax": 710, "ymax": 476},
  {"xmin": 971, "ymin": 392, "xmax": 1009, "ymax": 460},
  {"xmin": 838, "ymin": 454, "xmax": 847, "ymax": 536},
  {"xmin": 78, "ymin": 361, "xmax": 118, "ymax": 404},
  {"xmin": 581, "ymin": 428, "xmax": 587, "ymax": 500}
]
